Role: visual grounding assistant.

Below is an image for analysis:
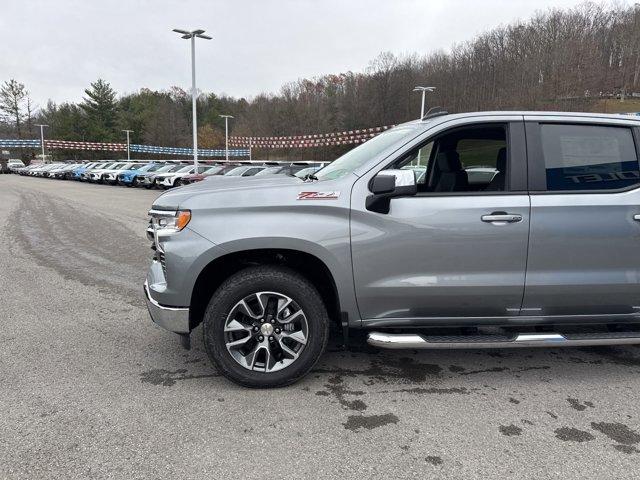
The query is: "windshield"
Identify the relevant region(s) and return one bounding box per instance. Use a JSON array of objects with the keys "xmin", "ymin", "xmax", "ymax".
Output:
[
  {"xmin": 225, "ymin": 166, "xmax": 248, "ymax": 176},
  {"xmin": 255, "ymin": 167, "xmax": 283, "ymax": 176},
  {"xmin": 203, "ymin": 166, "xmax": 223, "ymax": 175},
  {"xmin": 136, "ymin": 164, "xmax": 155, "ymax": 172},
  {"xmin": 176, "ymin": 165, "xmax": 194, "ymax": 173},
  {"xmin": 314, "ymin": 125, "xmax": 418, "ymax": 181}
]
